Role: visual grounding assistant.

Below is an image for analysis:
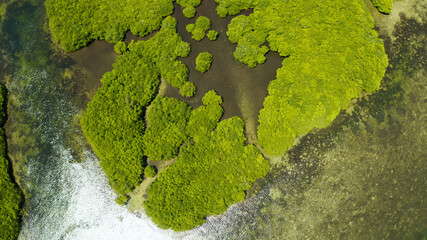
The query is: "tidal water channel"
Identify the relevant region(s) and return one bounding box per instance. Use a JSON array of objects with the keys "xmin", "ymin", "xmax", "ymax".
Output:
[{"xmin": 0, "ymin": 0, "xmax": 425, "ymax": 239}]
